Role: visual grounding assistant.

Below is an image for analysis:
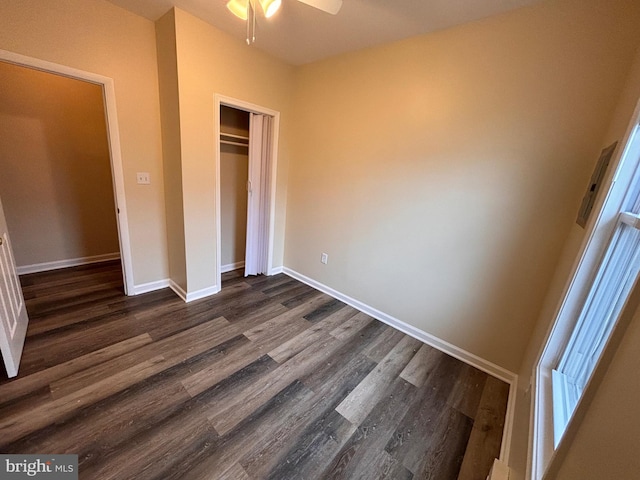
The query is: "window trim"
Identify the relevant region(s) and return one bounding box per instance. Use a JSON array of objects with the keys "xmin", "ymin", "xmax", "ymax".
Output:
[{"xmin": 530, "ymin": 103, "xmax": 640, "ymax": 480}]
